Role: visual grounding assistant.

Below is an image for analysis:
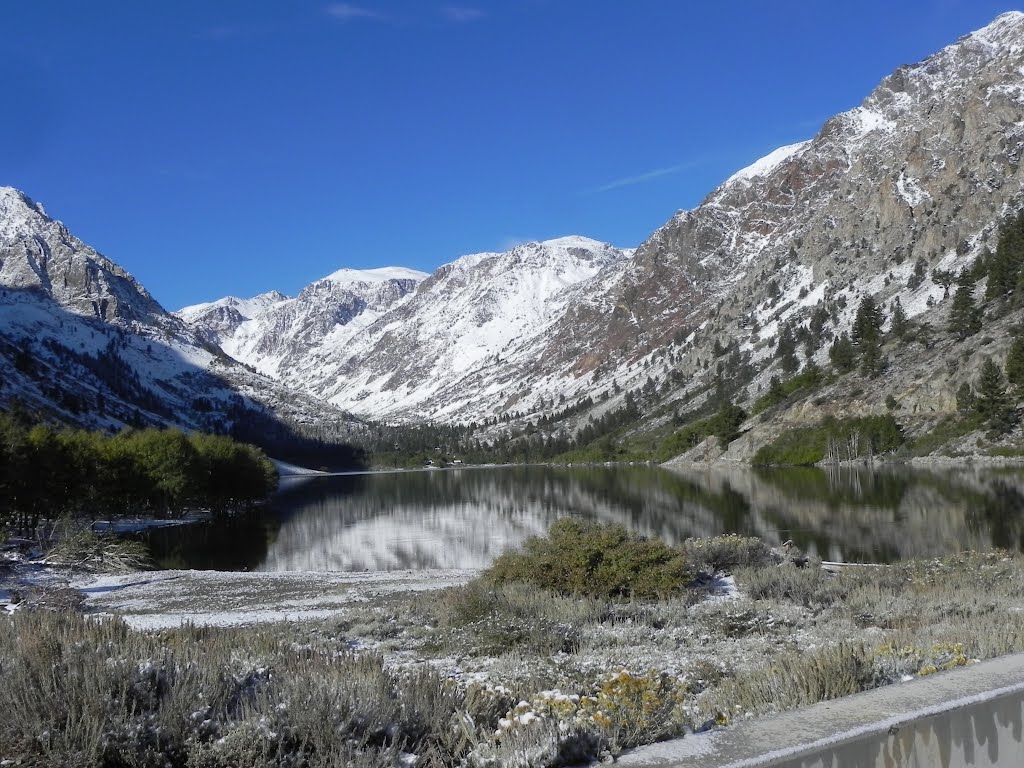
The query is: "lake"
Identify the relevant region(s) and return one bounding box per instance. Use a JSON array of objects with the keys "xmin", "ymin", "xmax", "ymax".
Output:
[{"xmin": 144, "ymin": 464, "xmax": 1024, "ymax": 571}]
